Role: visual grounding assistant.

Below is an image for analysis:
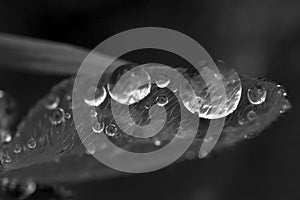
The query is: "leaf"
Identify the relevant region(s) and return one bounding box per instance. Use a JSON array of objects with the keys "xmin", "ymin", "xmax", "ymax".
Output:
[{"xmin": 0, "ymin": 63, "xmax": 290, "ymax": 184}]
